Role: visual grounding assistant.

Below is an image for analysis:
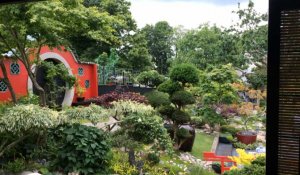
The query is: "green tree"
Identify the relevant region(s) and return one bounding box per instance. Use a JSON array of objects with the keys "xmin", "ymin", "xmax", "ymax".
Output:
[
  {"xmin": 70, "ymin": 0, "xmax": 137, "ymax": 62},
  {"xmin": 174, "ymin": 25, "xmax": 244, "ymax": 69},
  {"xmin": 142, "ymin": 21, "xmax": 174, "ymax": 74},
  {"xmin": 0, "ymin": 1, "xmax": 119, "ymax": 105},
  {"xmin": 117, "ymin": 31, "xmax": 153, "ymax": 71},
  {"xmin": 232, "ymin": 0, "xmax": 268, "ymax": 89}
]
